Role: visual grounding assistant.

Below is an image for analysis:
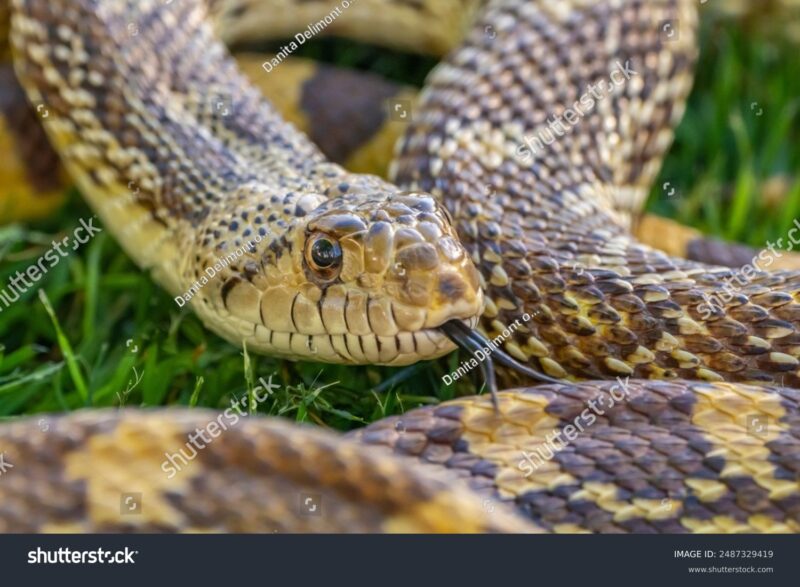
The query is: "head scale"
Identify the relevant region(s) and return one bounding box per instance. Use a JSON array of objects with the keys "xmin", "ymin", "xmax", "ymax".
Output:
[{"xmin": 189, "ymin": 186, "xmax": 483, "ymax": 365}]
